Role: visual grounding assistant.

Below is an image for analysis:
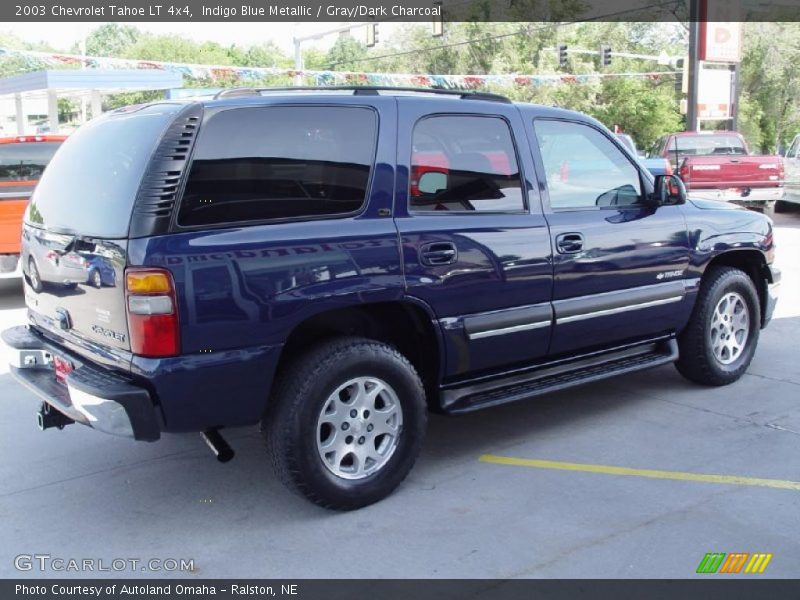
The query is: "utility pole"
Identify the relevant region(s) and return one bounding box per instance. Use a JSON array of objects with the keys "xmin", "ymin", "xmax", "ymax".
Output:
[
  {"xmin": 730, "ymin": 63, "xmax": 740, "ymax": 131},
  {"xmin": 293, "ymin": 37, "xmax": 303, "ymax": 86},
  {"xmin": 686, "ymin": 0, "xmax": 702, "ymax": 132},
  {"xmin": 292, "ymin": 23, "xmax": 372, "ymax": 86}
]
